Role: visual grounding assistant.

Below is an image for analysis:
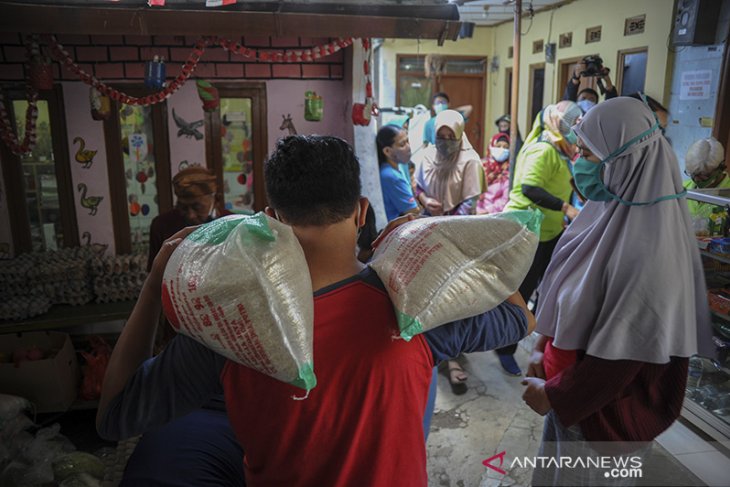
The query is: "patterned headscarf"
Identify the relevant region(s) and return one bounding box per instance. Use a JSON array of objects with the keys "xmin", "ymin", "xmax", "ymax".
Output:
[{"xmin": 535, "ymin": 100, "xmax": 582, "ymax": 159}]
